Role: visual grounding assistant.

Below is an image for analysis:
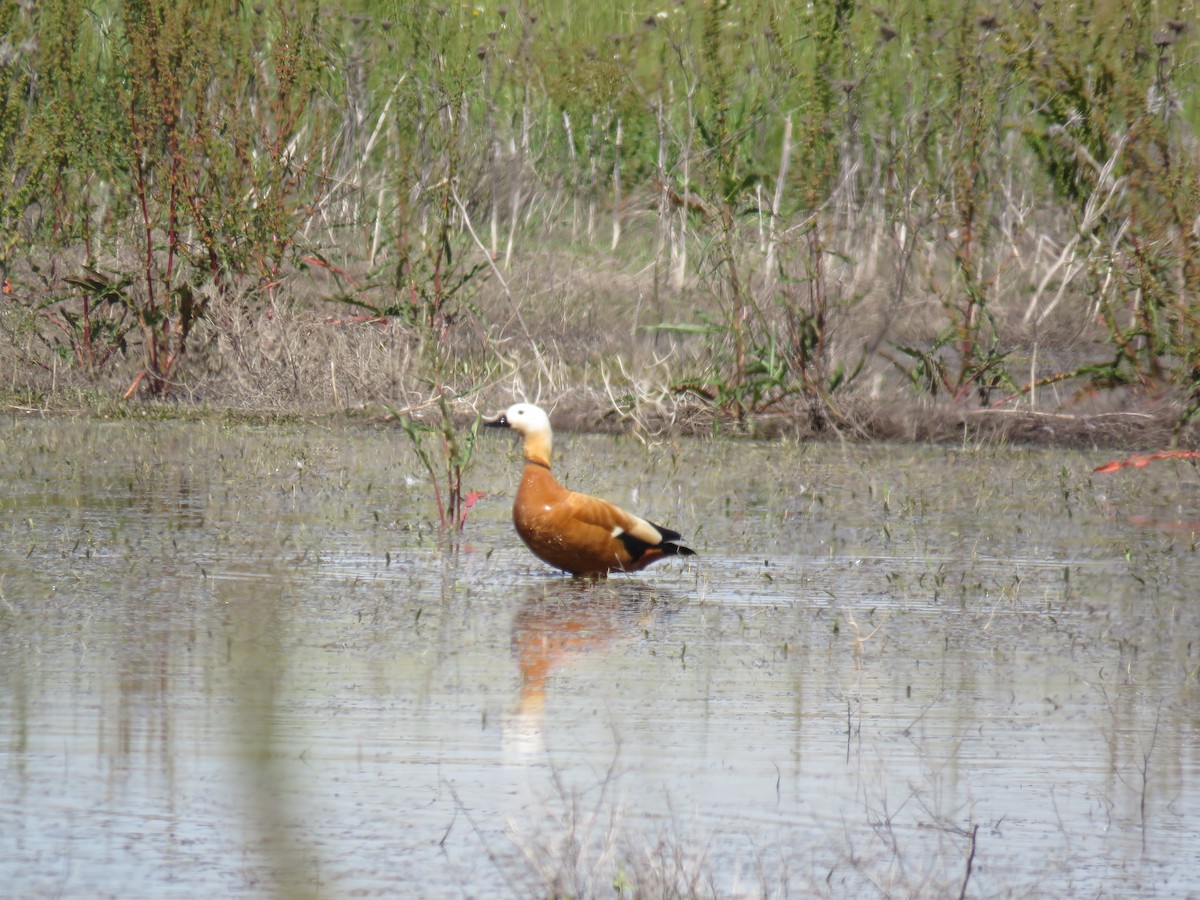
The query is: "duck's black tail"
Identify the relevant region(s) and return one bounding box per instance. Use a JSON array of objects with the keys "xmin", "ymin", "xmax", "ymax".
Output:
[
  {"xmin": 661, "ymin": 541, "xmax": 696, "ymax": 557},
  {"xmin": 648, "ymin": 521, "xmax": 696, "ymax": 557}
]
